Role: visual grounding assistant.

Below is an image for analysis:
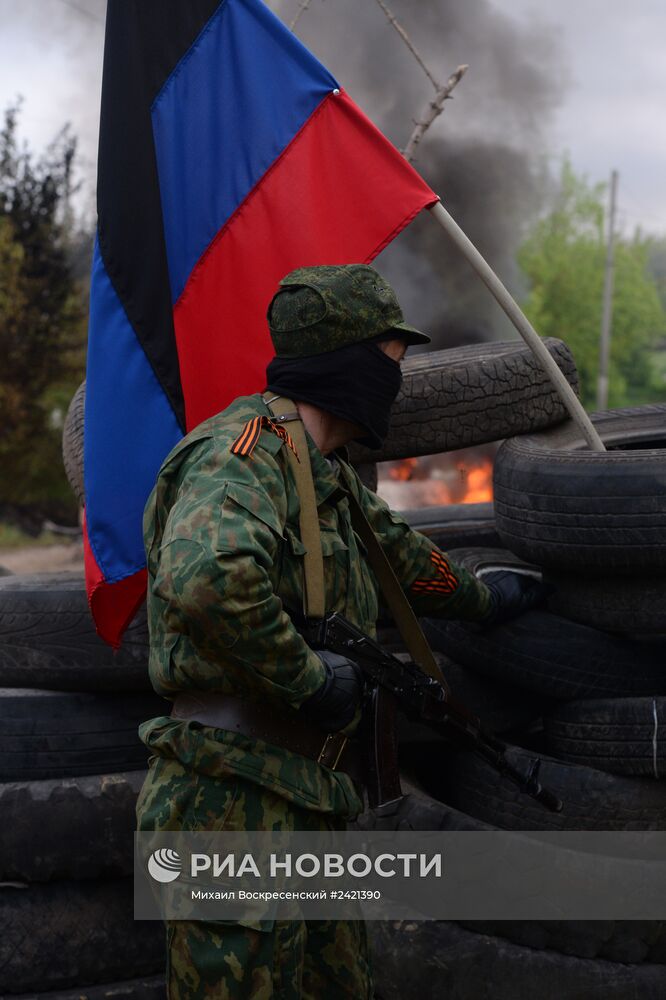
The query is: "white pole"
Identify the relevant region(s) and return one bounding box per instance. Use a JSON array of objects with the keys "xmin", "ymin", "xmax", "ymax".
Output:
[
  {"xmin": 597, "ymin": 170, "xmax": 619, "ymax": 410},
  {"xmin": 428, "ymin": 200, "xmax": 606, "ymax": 452}
]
